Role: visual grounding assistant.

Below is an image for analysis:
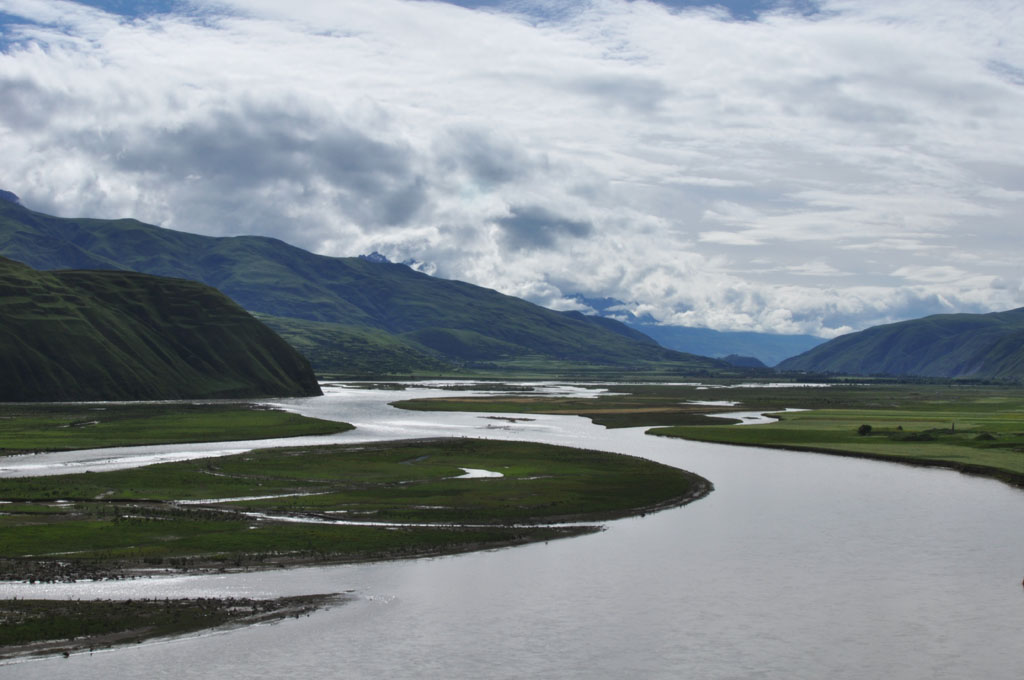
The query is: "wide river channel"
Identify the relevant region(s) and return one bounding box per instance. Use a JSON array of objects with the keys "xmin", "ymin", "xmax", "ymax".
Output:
[{"xmin": 2, "ymin": 382, "xmax": 1023, "ymax": 679}]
